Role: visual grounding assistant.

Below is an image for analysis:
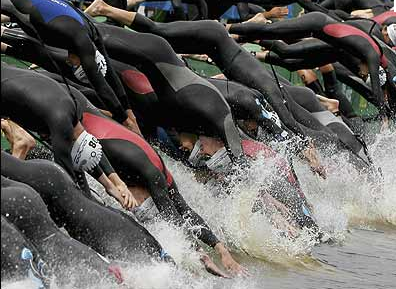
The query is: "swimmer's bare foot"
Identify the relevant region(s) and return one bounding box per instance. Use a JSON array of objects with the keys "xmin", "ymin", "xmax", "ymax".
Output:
[
  {"xmin": 84, "ymin": 0, "xmax": 107, "ymax": 17},
  {"xmin": 1, "ymin": 119, "xmax": 36, "ymax": 160},
  {"xmin": 317, "ymin": 95, "xmax": 340, "ymax": 114},
  {"xmin": 351, "ymin": 9, "xmax": 374, "ymax": 19},
  {"xmin": 244, "ymin": 12, "xmax": 271, "ymax": 24},
  {"xmin": 211, "ymin": 73, "xmax": 226, "ymax": 79},
  {"xmin": 255, "ymin": 50, "xmax": 269, "ymax": 62}
]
